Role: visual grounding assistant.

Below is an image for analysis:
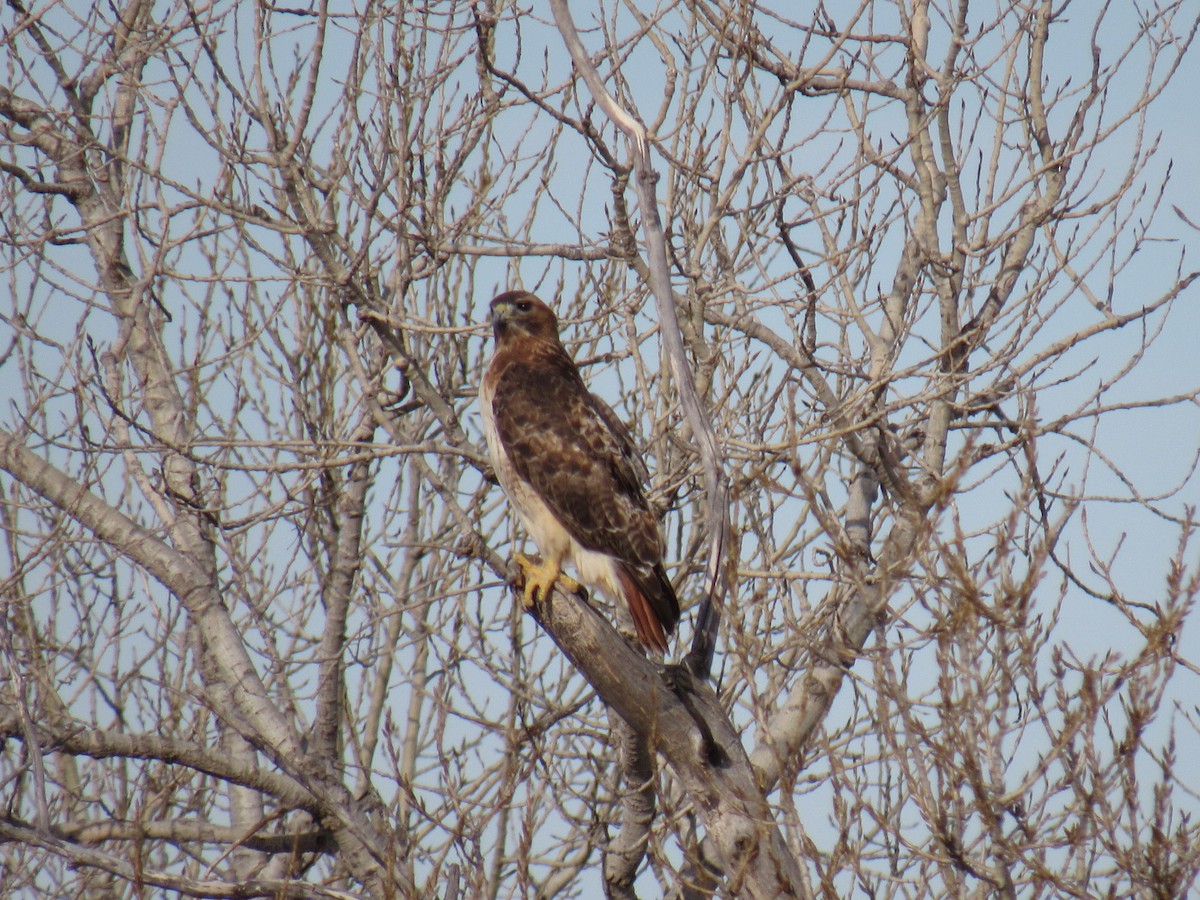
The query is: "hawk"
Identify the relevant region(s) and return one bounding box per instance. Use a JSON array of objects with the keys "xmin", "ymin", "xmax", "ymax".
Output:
[{"xmin": 480, "ymin": 291, "xmax": 680, "ymax": 654}]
